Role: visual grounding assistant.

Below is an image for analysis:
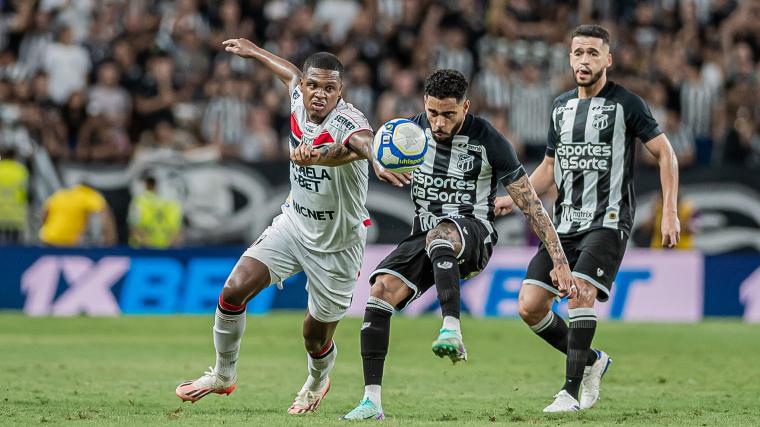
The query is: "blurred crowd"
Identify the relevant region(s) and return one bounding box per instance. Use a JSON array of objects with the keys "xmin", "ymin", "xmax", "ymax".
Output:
[
  {"xmin": 2, "ymin": 0, "xmax": 760, "ymax": 247},
  {"xmin": 1, "ymin": 0, "xmax": 760, "ymax": 168}
]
